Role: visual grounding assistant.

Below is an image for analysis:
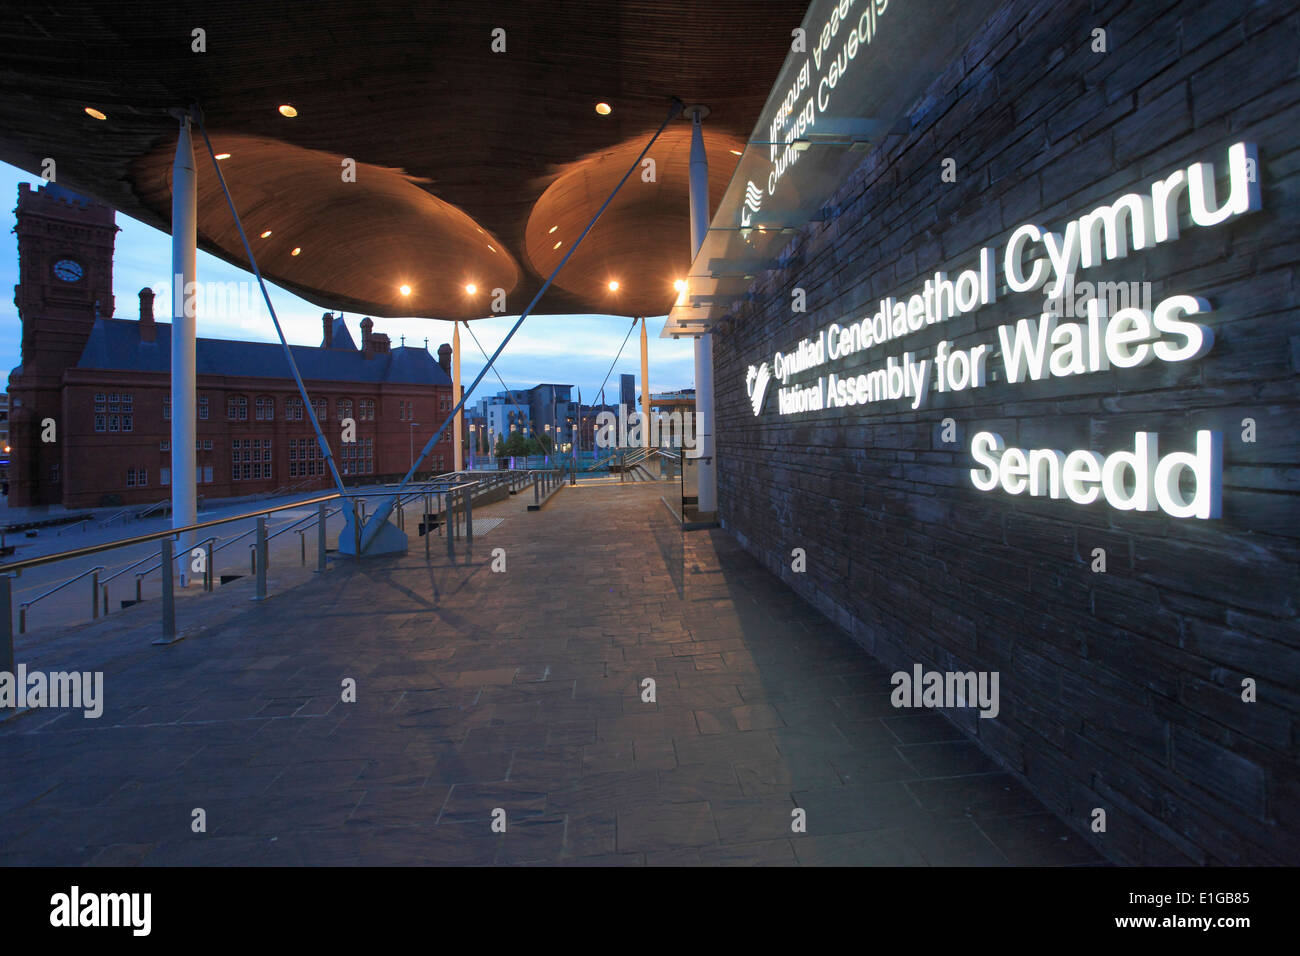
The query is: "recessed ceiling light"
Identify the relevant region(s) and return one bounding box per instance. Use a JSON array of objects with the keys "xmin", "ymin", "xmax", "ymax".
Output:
[
  {"xmin": 465, "ymin": 283, "xmax": 477, "ymax": 294},
  {"xmin": 487, "ymin": 244, "xmax": 495, "ymax": 253},
  {"xmin": 214, "ymin": 152, "xmax": 231, "ymax": 160},
  {"xmin": 729, "ymin": 149, "xmax": 743, "ymax": 156},
  {"xmin": 548, "ymin": 225, "xmax": 557, "ymax": 234},
  {"xmin": 278, "ymin": 104, "xmax": 298, "ymax": 118},
  {"xmin": 291, "ymin": 247, "xmax": 301, "ymax": 256},
  {"xmin": 84, "ymin": 107, "xmax": 107, "ymax": 121},
  {"xmin": 260, "ymin": 230, "xmax": 272, "ymax": 238},
  {"xmin": 553, "ymin": 241, "xmax": 562, "ymax": 250},
  {"xmin": 608, "ymin": 280, "xmax": 620, "ymax": 292},
  {"xmin": 399, "ymin": 284, "xmax": 411, "ymax": 296},
  {"xmin": 595, "ymin": 102, "xmax": 612, "ymax": 115}
]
